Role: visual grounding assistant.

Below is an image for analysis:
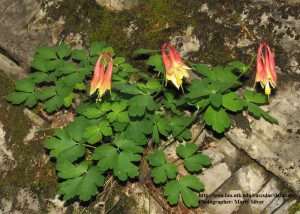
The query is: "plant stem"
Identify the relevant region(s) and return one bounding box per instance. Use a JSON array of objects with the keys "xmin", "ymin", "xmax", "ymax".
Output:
[
  {"xmin": 82, "ymin": 143, "xmax": 96, "ymax": 149},
  {"xmin": 161, "ymin": 106, "xmax": 206, "ymax": 151}
]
